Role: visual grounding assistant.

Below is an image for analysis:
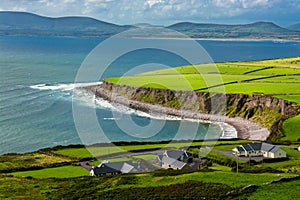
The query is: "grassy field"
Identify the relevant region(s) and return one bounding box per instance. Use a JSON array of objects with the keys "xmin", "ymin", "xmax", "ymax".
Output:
[
  {"xmin": 247, "ymin": 179, "xmax": 300, "ymax": 200},
  {"xmin": 105, "ymin": 57, "xmax": 300, "ymax": 142},
  {"xmin": 12, "ymin": 166, "xmax": 89, "ymax": 178},
  {"xmin": 54, "ymin": 140, "xmax": 248, "ymax": 159},
  {"xmin": 0, "ymin": 170, "xmax": 295, "ymax": 199},
  {"xmin": 0, "ymin": 151, "xmax": 75, "ymax": 172}
]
